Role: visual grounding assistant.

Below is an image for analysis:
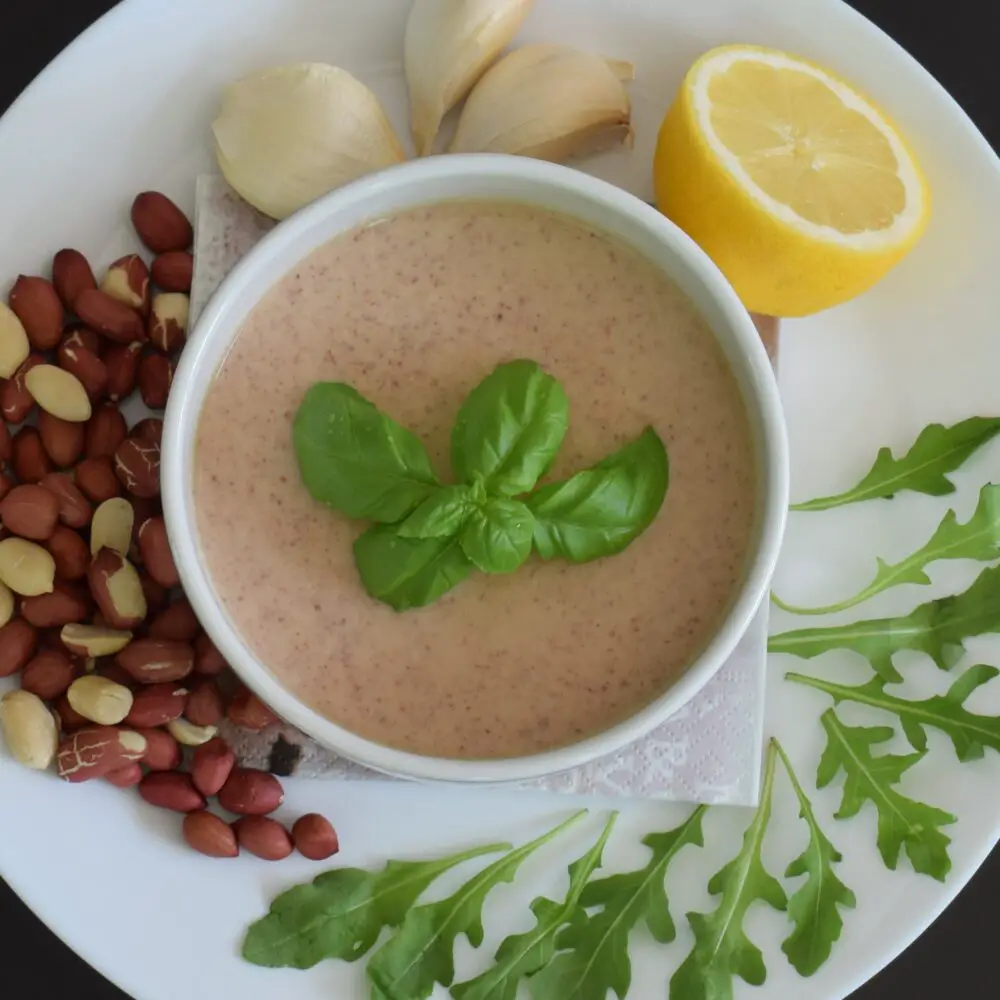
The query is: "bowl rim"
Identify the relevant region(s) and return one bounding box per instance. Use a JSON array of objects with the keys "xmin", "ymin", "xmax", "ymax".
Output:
[{"xmin": 162, "ymin": 153, "xmax": 789, "ymax": 784}]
